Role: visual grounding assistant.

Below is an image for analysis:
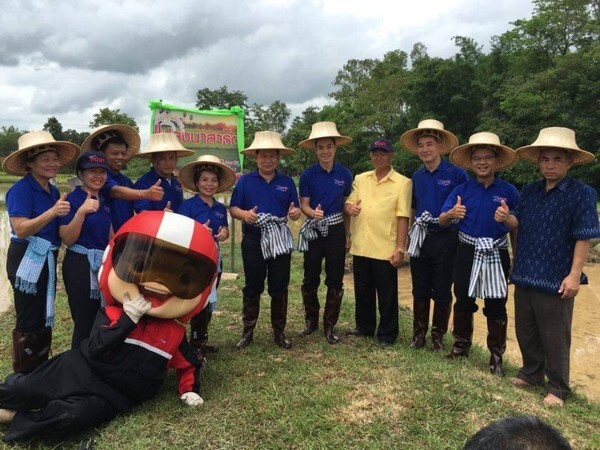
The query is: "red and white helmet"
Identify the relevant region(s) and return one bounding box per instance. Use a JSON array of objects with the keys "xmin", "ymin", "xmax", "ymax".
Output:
[{"xmin": 99, "ymin": 210, "xmax": 218, "ymax": 322}]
